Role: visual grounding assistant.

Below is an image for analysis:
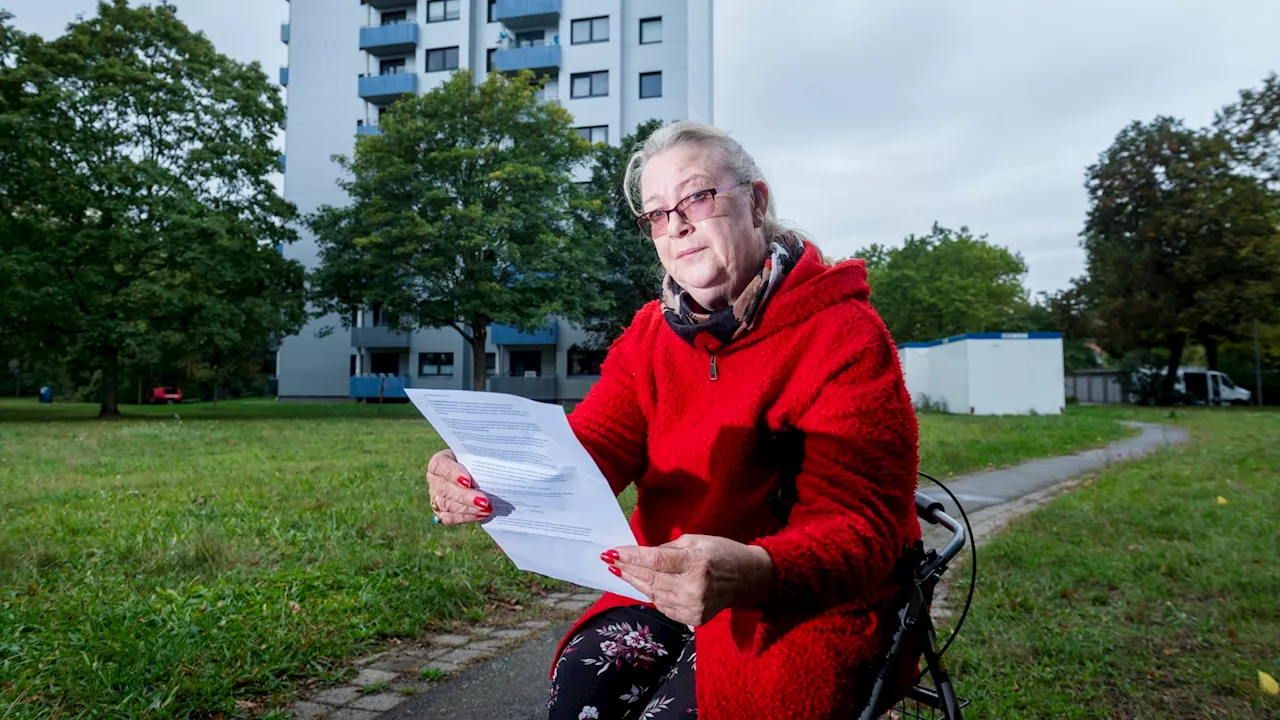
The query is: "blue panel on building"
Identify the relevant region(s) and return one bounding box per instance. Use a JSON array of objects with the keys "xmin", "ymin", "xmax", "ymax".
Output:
[
  {"xmin": 494, "ymin": 43, "xmax": 560, "ymax": 73},
  {"xmin": 359, "ymin": 22, "xmax": 420, "ymax": 54},
  {"xmin": 491, "ymin": 323, "xmax": 558, "ymax": 345},
  {"xmin": 358, "ymin": 72, "xmax": 419, "ymax": 101},
  {"xmin": 350, "ymin": 376, "xmax": 410, "ymax": 399},
  {"xmin": 495, "ymin": 0, "xmax": 562, "ymax": 27}
]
